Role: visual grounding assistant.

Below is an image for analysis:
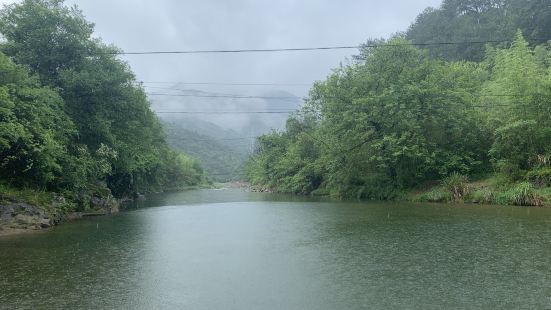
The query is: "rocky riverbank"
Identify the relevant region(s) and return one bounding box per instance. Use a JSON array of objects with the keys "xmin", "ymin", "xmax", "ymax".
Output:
[
  {"xmin": 0, "ymin": 190, "xmax": 120, "ymax": 236},
  {"xmin": 0, "ymin": 203, "xmax": 58, "ymax": 236}
]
